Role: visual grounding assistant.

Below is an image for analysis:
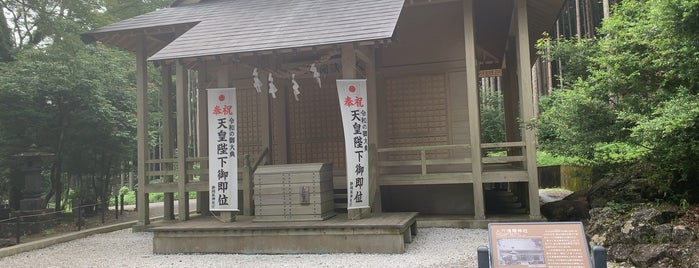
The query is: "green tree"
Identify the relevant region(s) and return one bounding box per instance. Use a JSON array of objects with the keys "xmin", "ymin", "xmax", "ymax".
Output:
[
  {"xmin": 0, "ymin": 10, "xmax": 13, "ymax": 62},
  {"xmin": 537, "ymin": 0, "xmax": 699, "ymax": 203},
  {"xmin": 480, "ymin": 90, "xmax": 505, "ymax": 144},
  {"xmin": 0, "ymin": 0, "xmax": 170, "ymax": 209}
]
